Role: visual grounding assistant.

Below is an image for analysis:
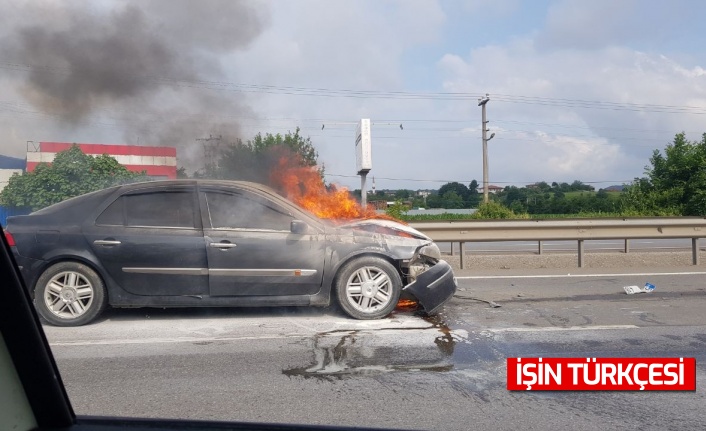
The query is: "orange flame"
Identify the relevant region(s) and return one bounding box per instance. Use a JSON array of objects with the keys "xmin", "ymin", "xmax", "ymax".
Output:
[
  {"xmin": 269, "ymin": 155, "xmax": 396, "ymax": 221},
  {"xmin": 396, "ymin": 299, "xmax": 419, "ymax": 309}
]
